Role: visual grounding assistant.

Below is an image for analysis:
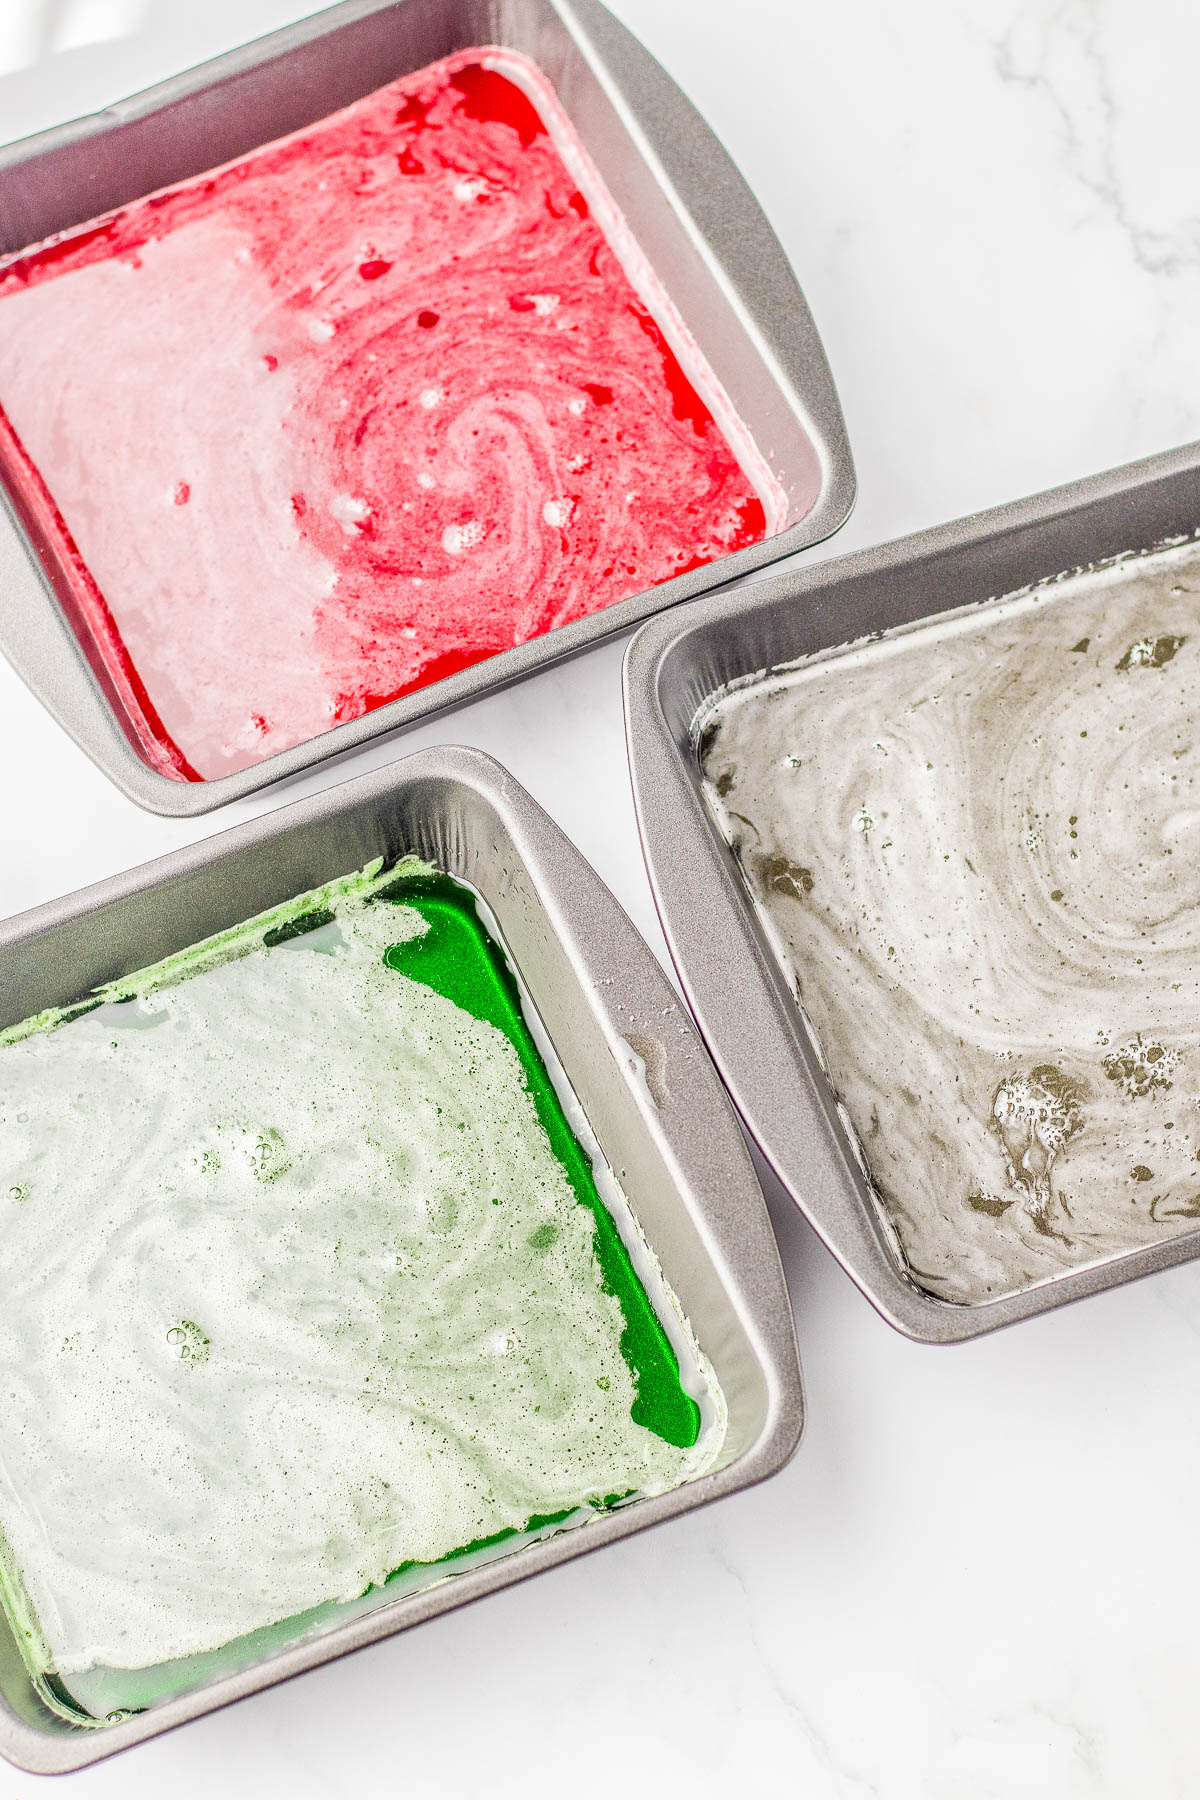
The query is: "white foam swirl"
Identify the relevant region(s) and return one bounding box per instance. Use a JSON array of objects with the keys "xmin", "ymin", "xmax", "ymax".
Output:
[
  {"xmin": 703, "ymin": 538, "xmax": 1200, "ymax": 1303},
  {"xmin": 0, "ymin": 900, "xmax": 719, "ymax": 1676}
]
